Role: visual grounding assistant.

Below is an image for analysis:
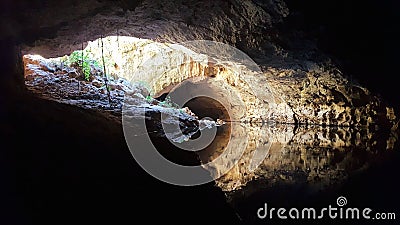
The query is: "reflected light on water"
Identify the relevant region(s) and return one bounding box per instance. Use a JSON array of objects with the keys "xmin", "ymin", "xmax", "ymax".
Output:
[{"xmin": 198, "ymin": 123, "xmax": 398, "ymax": 193}]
